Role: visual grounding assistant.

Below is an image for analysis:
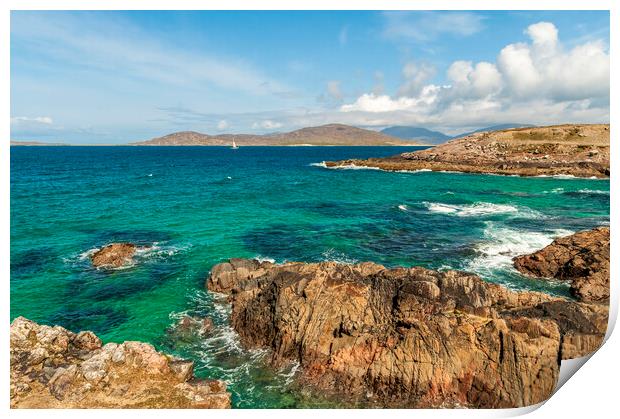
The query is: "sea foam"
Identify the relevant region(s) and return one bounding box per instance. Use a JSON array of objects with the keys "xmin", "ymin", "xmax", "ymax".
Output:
[
  {"xmin": 466, "ymin": 222, "xmax": 573, "ymax": 275},
  {"xmin": 423, "ymin": 202, "xmax": 529, "ymax": 217}
]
